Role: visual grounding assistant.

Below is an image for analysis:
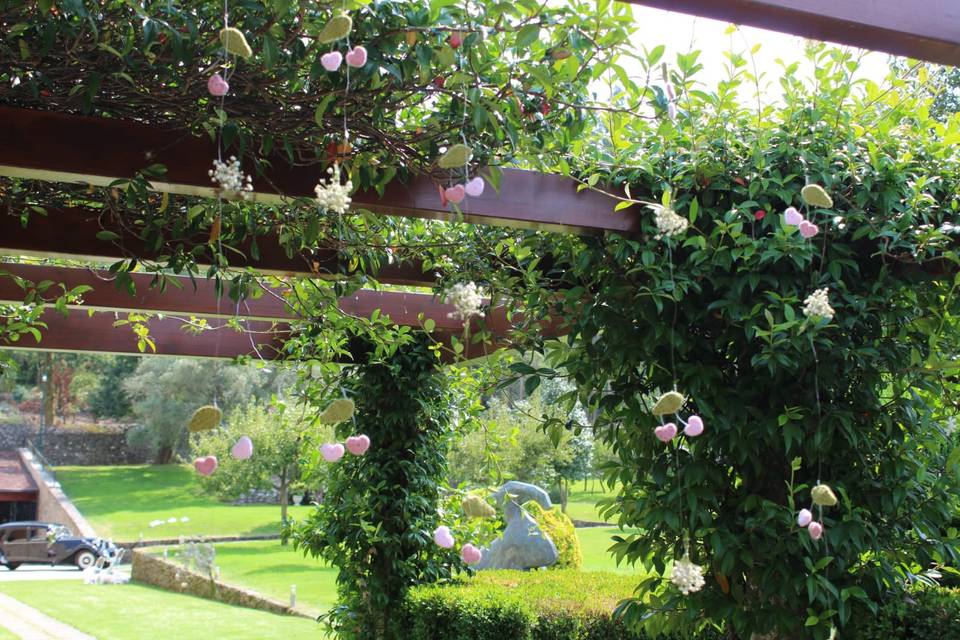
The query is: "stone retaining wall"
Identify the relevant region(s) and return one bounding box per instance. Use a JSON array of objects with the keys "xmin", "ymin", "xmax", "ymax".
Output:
[
  {"xmin": 0, "ymin": 423, "xmax": 148, "ymax": 465},
  {"xmin": 131, "ymin": 549, "xmax": 307, "ymax": 618}
]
